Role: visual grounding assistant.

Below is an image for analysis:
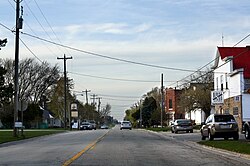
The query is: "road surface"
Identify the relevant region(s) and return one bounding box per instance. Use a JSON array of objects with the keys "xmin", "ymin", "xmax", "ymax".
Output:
[{"xmin": 0, "ymin": 126, "xmax": 249, "ymax": 166}]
